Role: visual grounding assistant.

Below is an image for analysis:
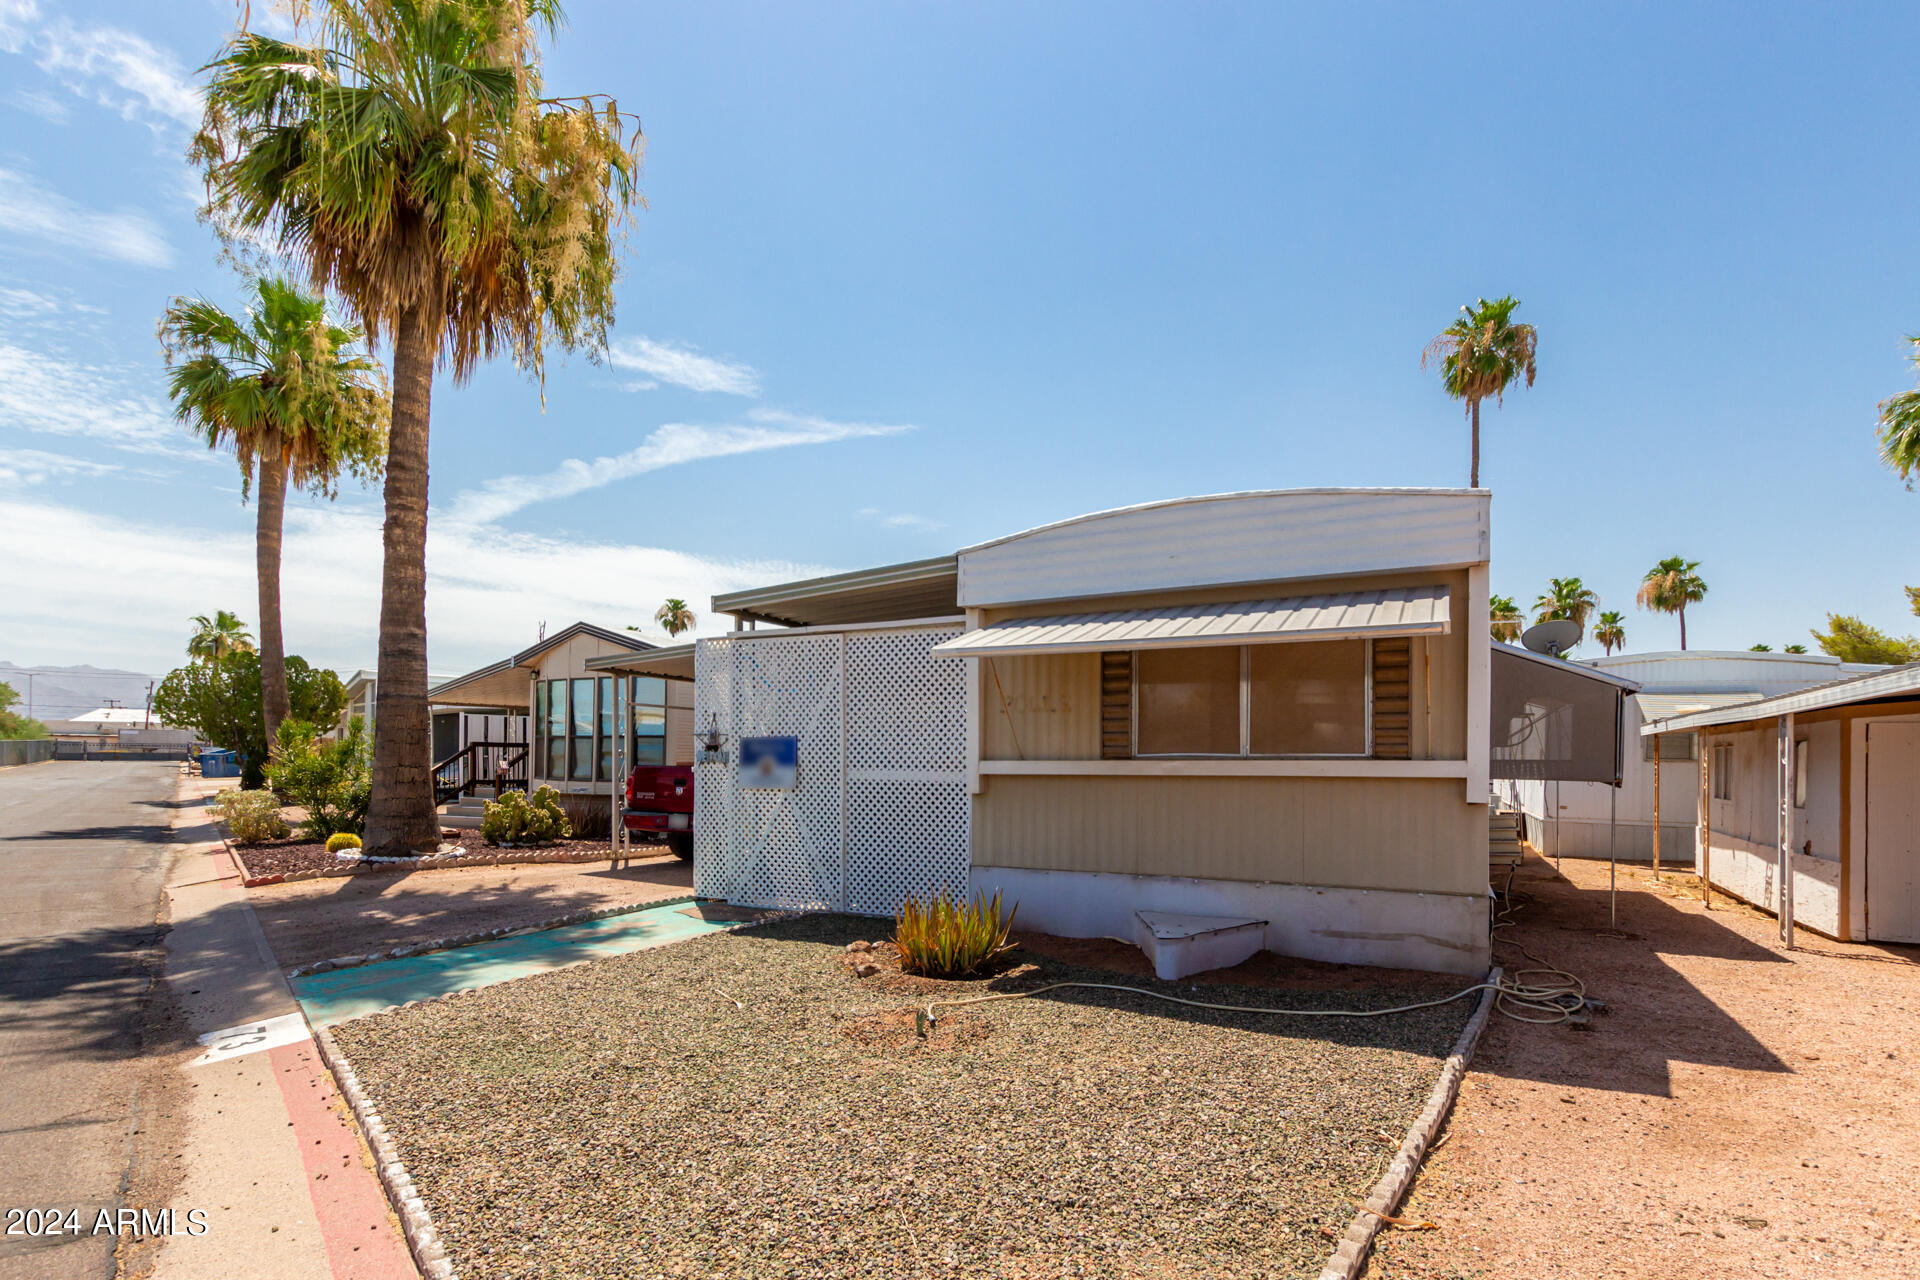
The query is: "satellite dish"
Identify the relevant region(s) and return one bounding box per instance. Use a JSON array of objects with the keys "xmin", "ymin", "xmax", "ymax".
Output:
[{"xmin": 1522, "ymin": 619, "xmax": 1582, "ymax": 658}]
